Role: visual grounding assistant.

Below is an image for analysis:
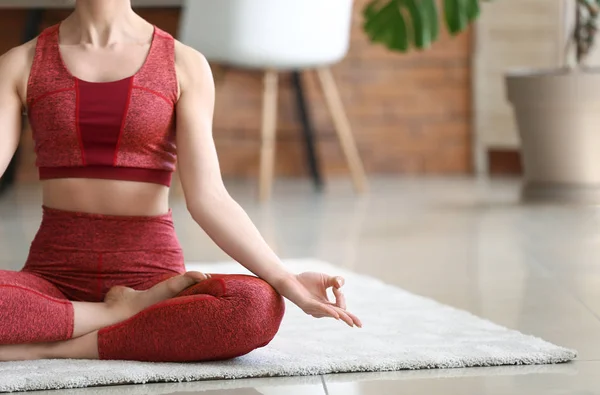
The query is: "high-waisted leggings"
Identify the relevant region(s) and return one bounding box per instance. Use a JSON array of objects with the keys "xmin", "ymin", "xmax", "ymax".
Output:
[{"xmin": 0, "ymin": 206, "xmax": 285, "ymax": 362}]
